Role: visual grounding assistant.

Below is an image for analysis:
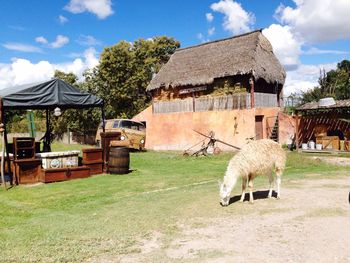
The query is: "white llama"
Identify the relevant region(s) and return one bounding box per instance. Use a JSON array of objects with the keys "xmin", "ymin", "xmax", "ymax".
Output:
[{"xmin": 219, "ymin": 139, "xmax": 286, "ymax": 206}]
